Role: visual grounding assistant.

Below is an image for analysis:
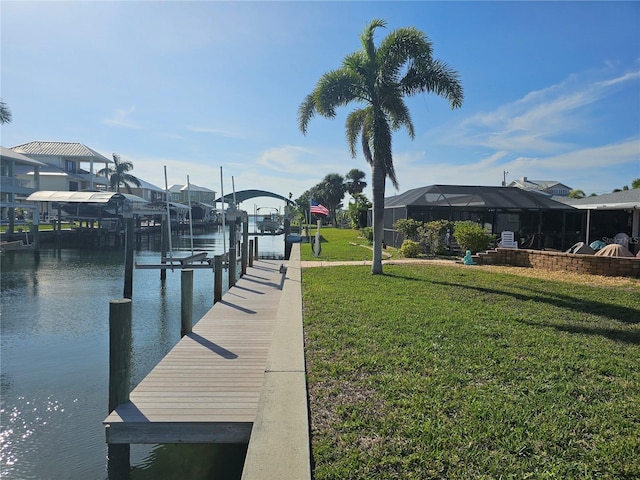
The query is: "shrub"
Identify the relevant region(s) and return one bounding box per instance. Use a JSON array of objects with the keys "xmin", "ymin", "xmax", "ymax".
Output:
[
  {"xmin": 393, "ymin": 218, "xmax": 424, "ymax": 242},
  {"xmin": 419, "ymin": 220, "xmax": 455, "ymax": 255},
  {"xmin": 453, "ymin": 221, "xmax": 494, "ymax": 253},
  {"xmin": 360, "ymin": 227, "xmax": 373, "ymax": 244},
  {"xmin": 399, "ymin": 239, "xmax": 421, "ymax": 258}
]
